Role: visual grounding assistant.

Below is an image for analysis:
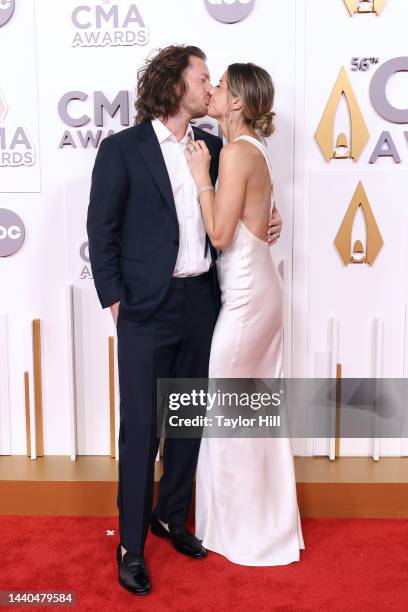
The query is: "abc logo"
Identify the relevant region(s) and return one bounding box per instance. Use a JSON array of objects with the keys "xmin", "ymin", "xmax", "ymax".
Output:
[
  {"xmin": 0, "ymin": 209, "xmax": 25, "ymax": 257},
  {"xmin": 0, "ymin": 0, "xmax": 15, "ymax": 28},
  {"xmin": 205, "ymin": 0, "xmax": 255, "ymax": 24}
]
